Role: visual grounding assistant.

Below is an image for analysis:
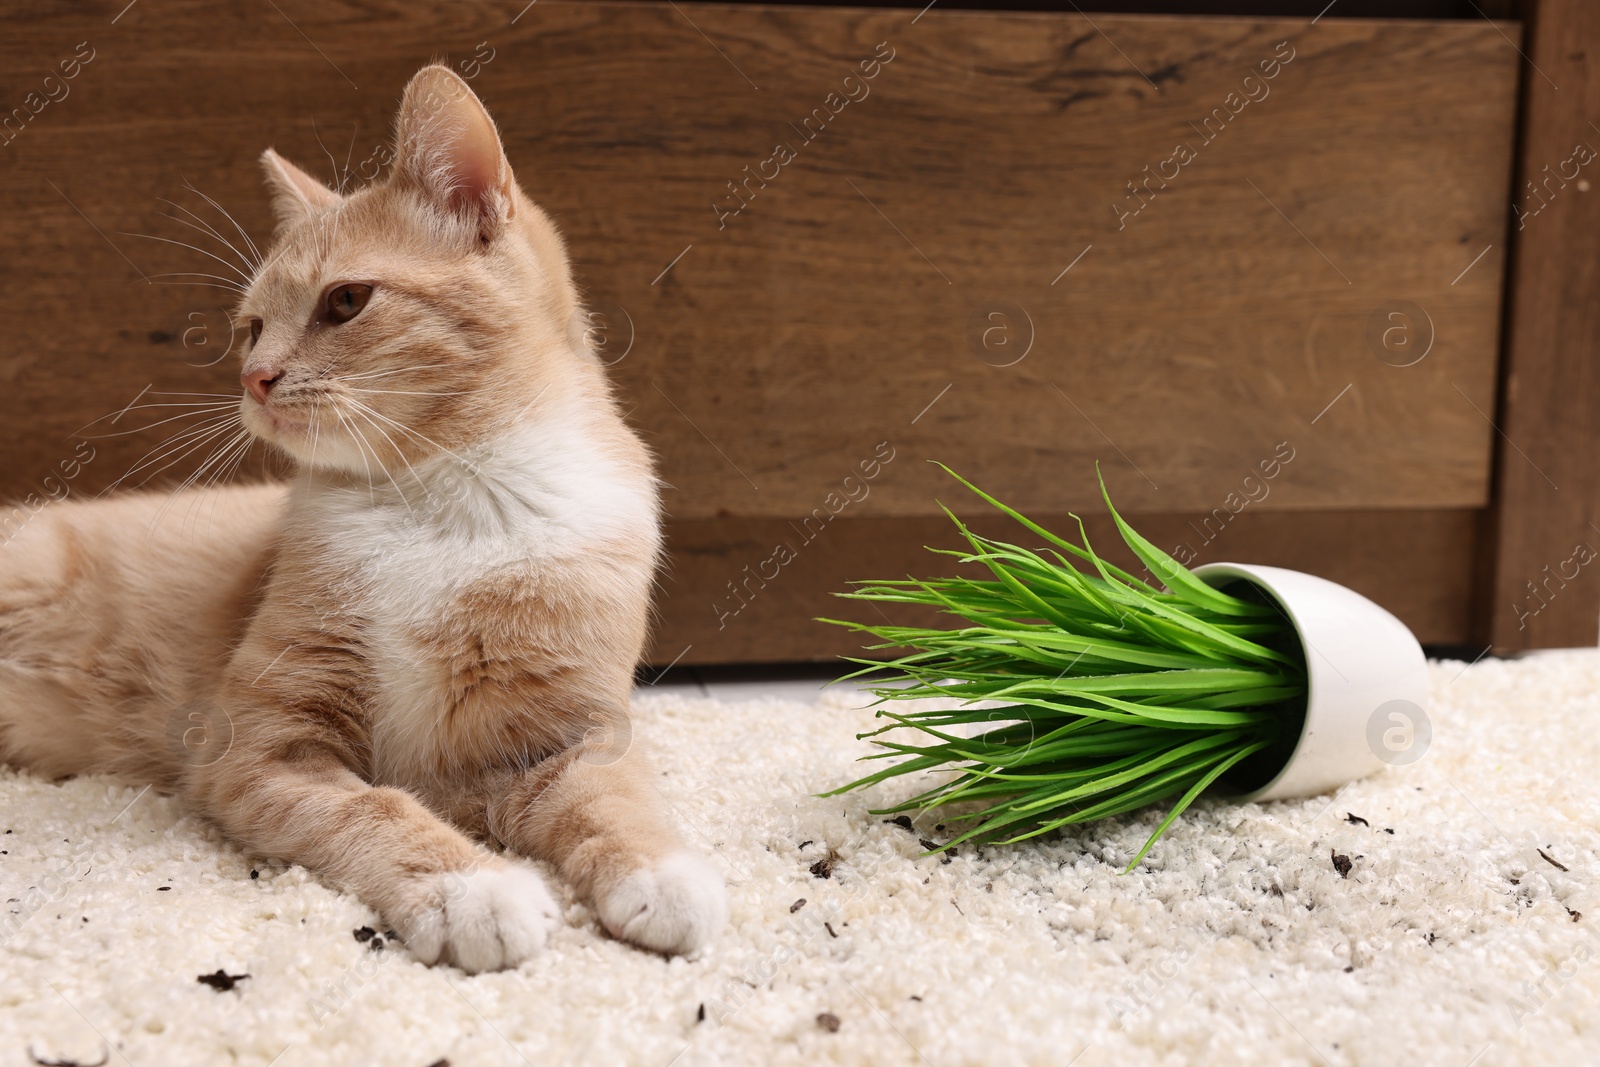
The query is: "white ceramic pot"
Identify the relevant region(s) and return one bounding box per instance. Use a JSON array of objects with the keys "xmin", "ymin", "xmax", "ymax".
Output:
[{"xmin": 1192, "ymin": 563, "xmax": 1431, "ymax": 802}]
